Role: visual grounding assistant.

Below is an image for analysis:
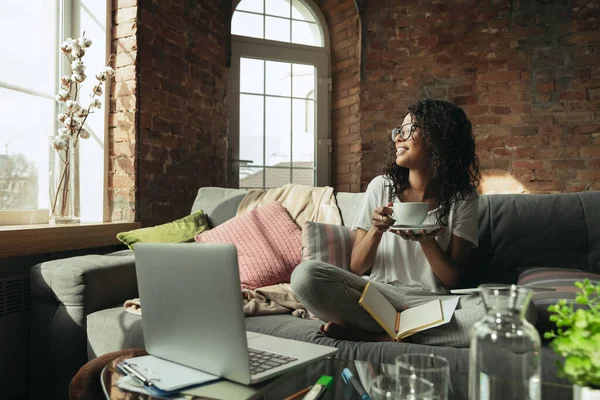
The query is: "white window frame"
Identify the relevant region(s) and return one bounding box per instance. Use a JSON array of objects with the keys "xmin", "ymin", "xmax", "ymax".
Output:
[
  {"xmin": 0, "ymin": 0, "xmax": 111, "ymax": 225},
  {"xmin": 229, "ymin": 0, "xmax": 331, "ymax": 188}
]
